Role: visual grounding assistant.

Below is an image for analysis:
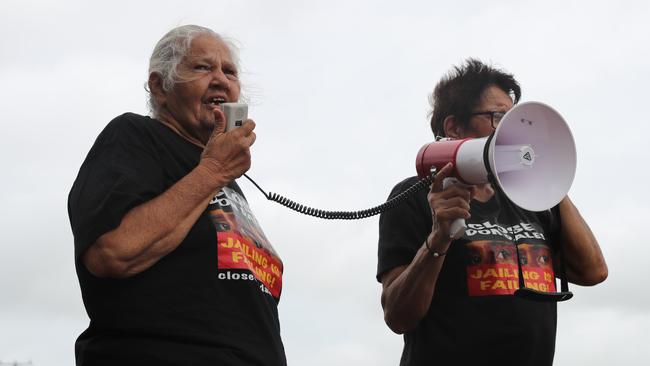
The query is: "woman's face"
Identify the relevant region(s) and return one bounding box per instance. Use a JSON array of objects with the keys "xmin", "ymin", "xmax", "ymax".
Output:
[
  {"xmin": 459, "ymin": 85, "xmax": 514, "ymax": 139},
  {"xmin": 159, "ymin": 34, "xmax": 241, "ymax": 144}
]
